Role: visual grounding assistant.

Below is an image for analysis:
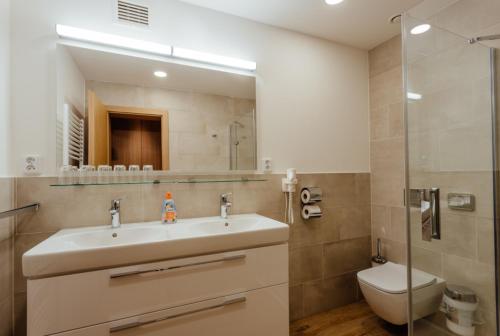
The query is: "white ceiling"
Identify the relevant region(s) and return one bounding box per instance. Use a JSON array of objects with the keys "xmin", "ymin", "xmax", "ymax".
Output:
[
  {"xmin": 177, "ymin": 0, "xmax": 424, "ymax": 50},
  {"xmin": 66, "ymin": 45, "xmax": 256, "ymax": 99}
]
